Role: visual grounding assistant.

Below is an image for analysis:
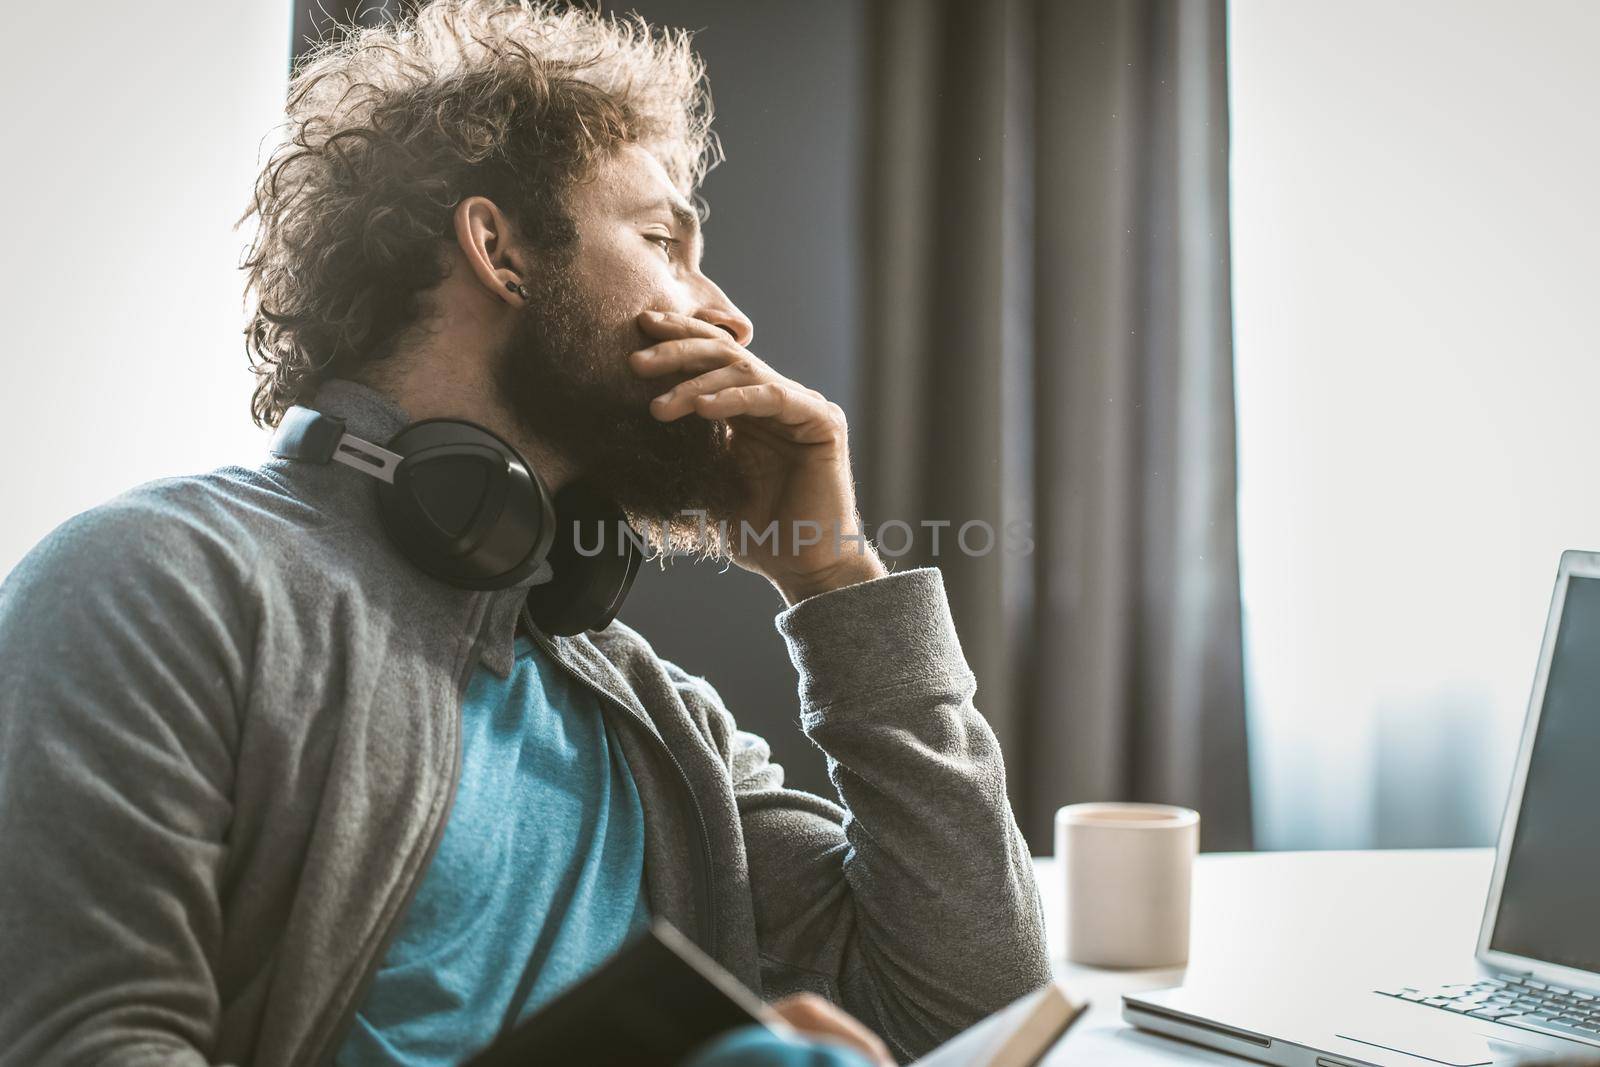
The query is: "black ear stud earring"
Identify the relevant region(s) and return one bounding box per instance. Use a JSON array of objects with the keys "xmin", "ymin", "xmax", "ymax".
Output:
[{"xmin": 504, "ymin": 279, "xmax": 531, "ymax": 300}]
